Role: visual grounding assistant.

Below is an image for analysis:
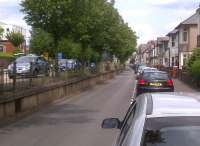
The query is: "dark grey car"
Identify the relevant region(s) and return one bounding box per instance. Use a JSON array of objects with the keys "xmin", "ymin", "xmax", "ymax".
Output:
[
  {"xmin": 102, "ymin": 92, "xmax": 200, "ymax": 146},
  {"xmin": 8, "ymin": 55, "xmax": 49, "ymax": 78}
]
